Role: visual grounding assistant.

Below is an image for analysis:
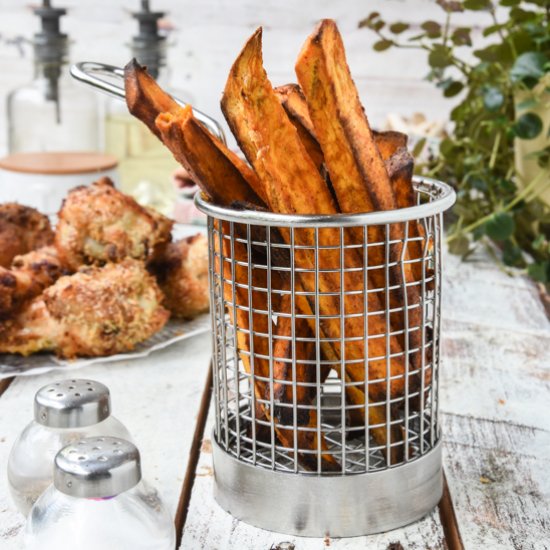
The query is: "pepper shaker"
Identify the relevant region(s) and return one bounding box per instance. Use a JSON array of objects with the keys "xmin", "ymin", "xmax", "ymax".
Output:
[{"xmin": 8, "ymin": 379, "xmax": 132, "ymax": 514}]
